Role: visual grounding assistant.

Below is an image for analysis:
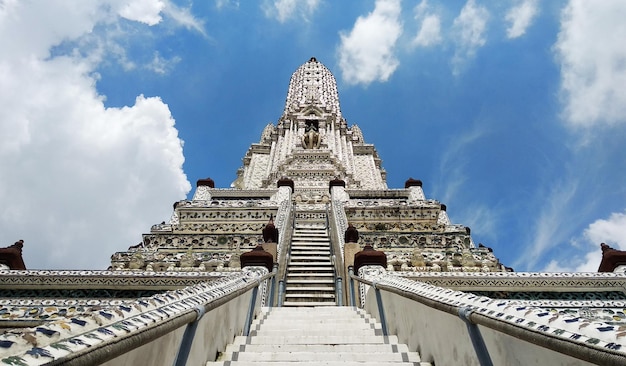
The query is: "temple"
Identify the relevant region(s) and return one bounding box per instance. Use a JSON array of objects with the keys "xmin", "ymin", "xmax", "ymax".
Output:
[{"xmin": 0, "ymin": 58, "xmax": 625, "ymax": 365}]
